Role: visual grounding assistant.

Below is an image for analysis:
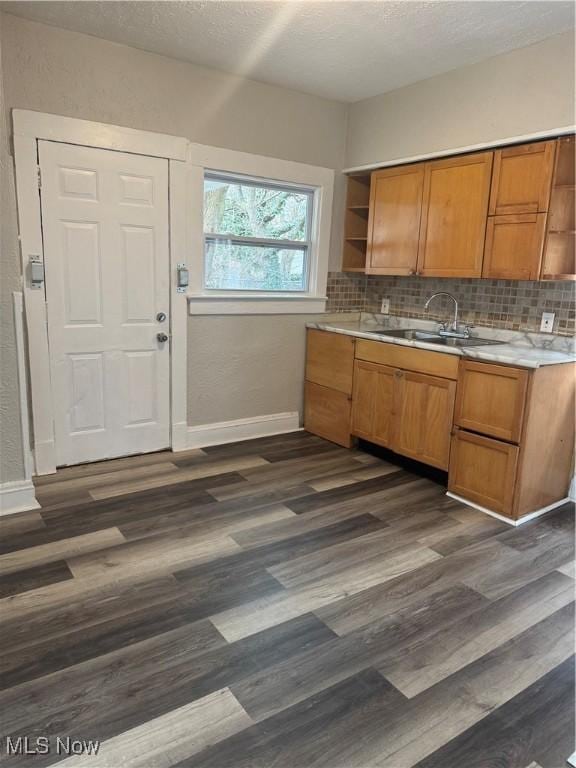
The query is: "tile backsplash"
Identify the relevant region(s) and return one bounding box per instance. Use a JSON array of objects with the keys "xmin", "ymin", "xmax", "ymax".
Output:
[{"xmin": 326, "ymin": 273, "xmax": 575, "ymax": 336}]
